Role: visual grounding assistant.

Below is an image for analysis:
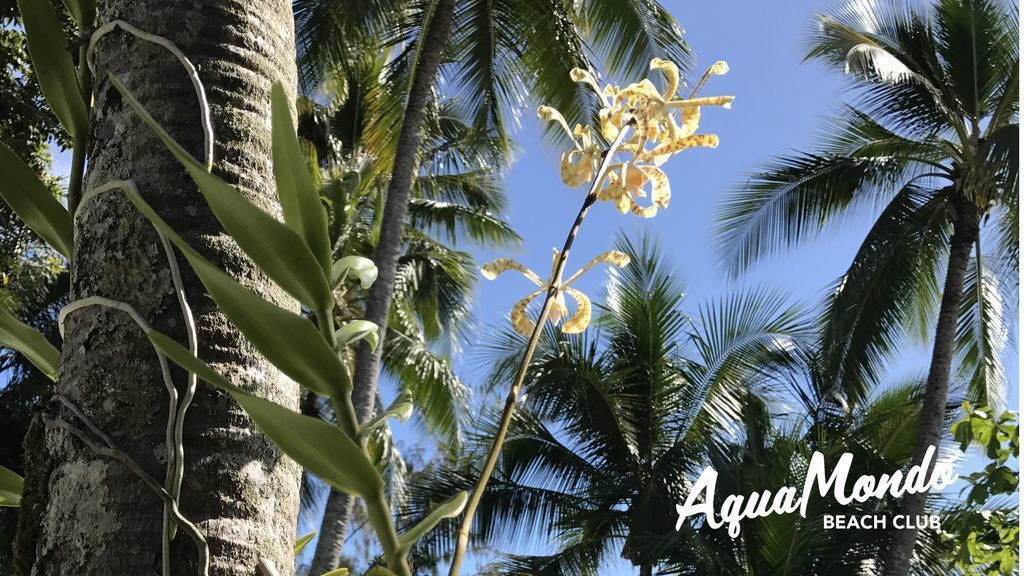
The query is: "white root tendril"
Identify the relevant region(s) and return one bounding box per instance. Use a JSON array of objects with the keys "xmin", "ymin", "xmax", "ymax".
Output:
[
  {"xmin": 87, "ymin": 20, "xmax": 214, "ymax": 170},
  {"xmin": 72, "ymin": 179, "xmax": 201, "ymax": 576}
]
